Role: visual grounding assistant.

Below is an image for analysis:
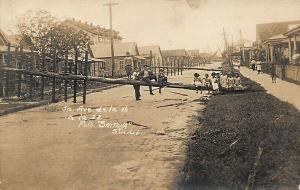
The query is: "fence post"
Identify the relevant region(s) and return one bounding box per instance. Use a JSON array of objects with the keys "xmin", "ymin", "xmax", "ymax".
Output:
[
  {"xmin": 64, "ymin": 50, "xmax": 68, "ymax": 102},
  {"xmin": 29, "ymin": 49, "xmax": 34, "ymax": 99},
  {"xmin": 73, "ymin": 47, "xmax": 78, "ymax": 103},
  {"xmin": 51, "ymin": 49, "xmax": 56, "ymax": 103},
  {"xmin": 170, "ymin": 59, "xmax": 173, "ymax": 76},
  {"xmin": 166, "ymin": 60, "xmax": 169, "ymax": 76},
  {"xmin": 83, "ymin": 50, "xmax": 88, "ymax": 104},
  {"xmin": 177, "ymin": 60, "xmax": 180, "ymax": 75},
  {"xmin": 16, "ymin": 46, "xmax": 22, "ymax": 98},
  {"xmin": 41, "ymin": 49, "xmax": 45, "ymax": 100},
  {"xmin": 3, "ymin": 43, "xmax": 10, "ymax": 99},
  {"xmin": 181, "ymin": 60, "xmax": 183, "ymax": 75},
  {"xmin": 173, "ymin": 59, "xmax": 176, "ymax": 76}
]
